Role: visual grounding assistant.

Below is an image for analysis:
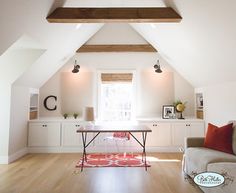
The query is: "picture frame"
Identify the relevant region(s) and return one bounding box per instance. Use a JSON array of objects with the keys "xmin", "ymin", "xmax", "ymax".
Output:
[{"xmin": 162, "ymin": 105, "xmax": 175, "ymax": 119}]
